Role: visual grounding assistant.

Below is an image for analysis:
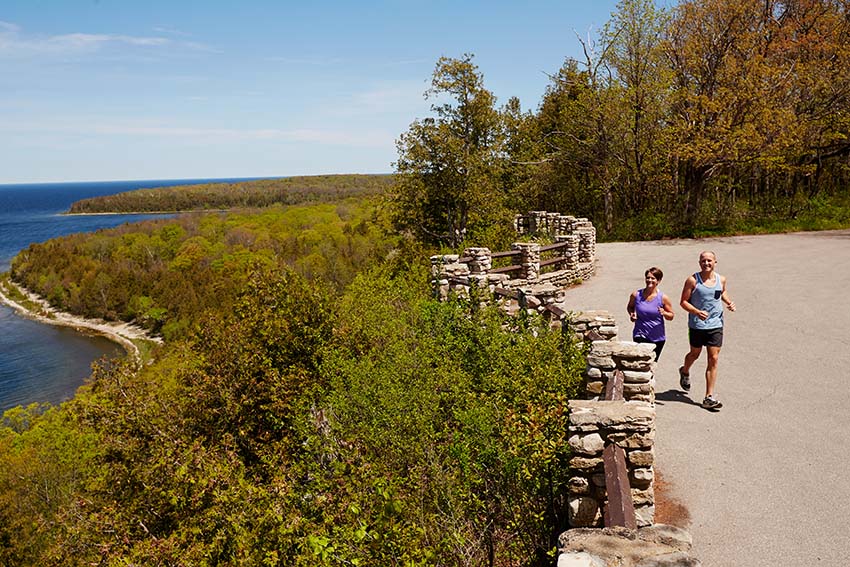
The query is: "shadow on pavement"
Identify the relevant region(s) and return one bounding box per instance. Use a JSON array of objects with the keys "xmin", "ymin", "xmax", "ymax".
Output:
[{"xmin": 655, "ymin": 389, "xmax": 701, "ymax": 407}]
